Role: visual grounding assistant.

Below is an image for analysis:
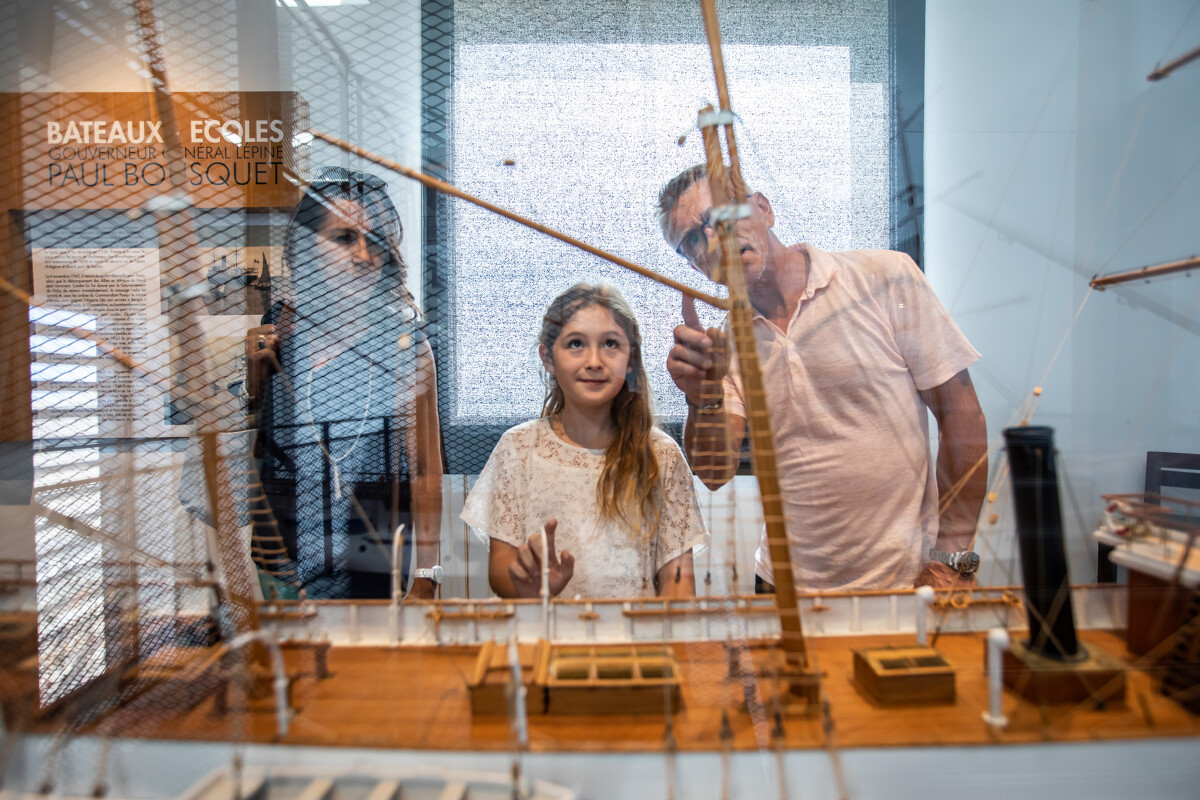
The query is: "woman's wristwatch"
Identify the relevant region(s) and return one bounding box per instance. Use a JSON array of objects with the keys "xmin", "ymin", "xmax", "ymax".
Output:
[{"xmin": 413, "ymin": 565, "xmax": 443, "ymax": 584}]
